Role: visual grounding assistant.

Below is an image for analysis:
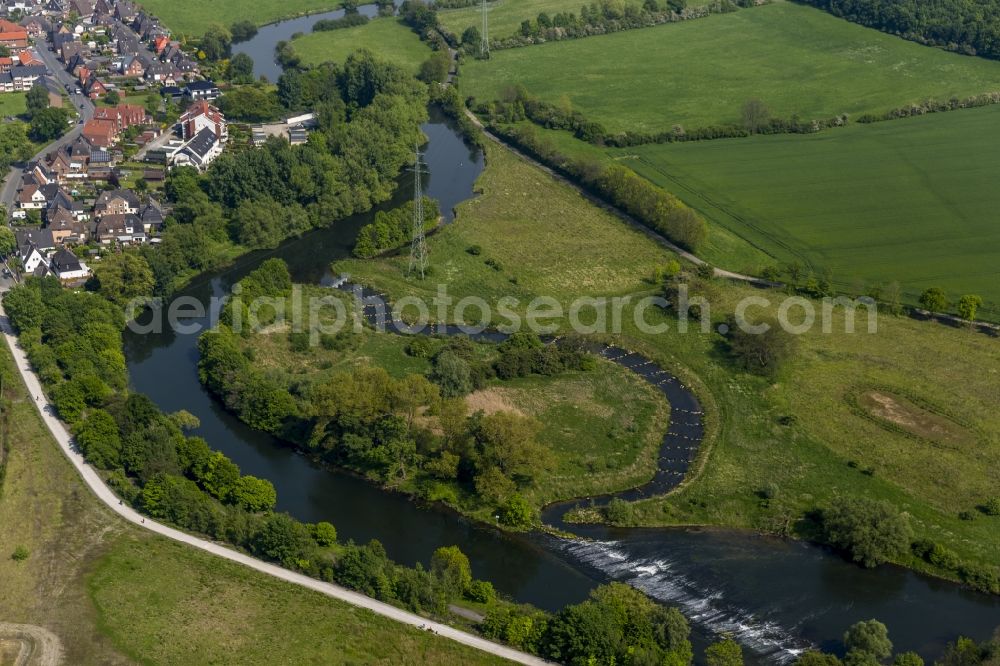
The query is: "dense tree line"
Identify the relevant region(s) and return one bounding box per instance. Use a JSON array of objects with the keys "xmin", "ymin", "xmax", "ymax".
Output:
[
  {"xmin": 794, "ymin": 0, "xmax": 1000, "ymax": 60},
  {"xmin": 490, "ymin": 123, "xmax": 707, "ymax": 250},
  {"xmin": 314, "ymin": 13, "xmax": 369, "ymax": 31}
]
